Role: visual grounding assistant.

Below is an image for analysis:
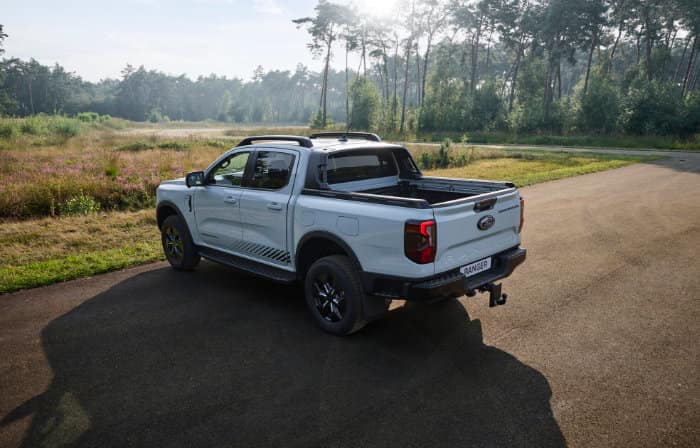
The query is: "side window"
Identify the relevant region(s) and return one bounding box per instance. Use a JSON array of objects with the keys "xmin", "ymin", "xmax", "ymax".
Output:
[
  {"xmin": 208, "ymin": 152, "xmax": 250, "ymax": 187},
  {"xmin": 251, "ymin": 151, "xmax": 295, "ymax": 190}
]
